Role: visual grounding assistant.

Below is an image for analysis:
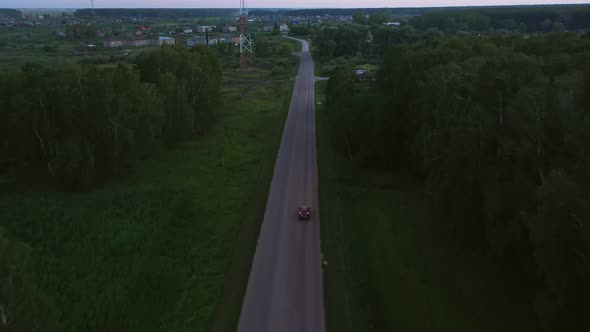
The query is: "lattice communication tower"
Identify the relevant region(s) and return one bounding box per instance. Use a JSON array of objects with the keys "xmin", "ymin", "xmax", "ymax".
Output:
[{"xmin": 239, "ymin": 0, "xmax": 253, "ymax": 71}]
